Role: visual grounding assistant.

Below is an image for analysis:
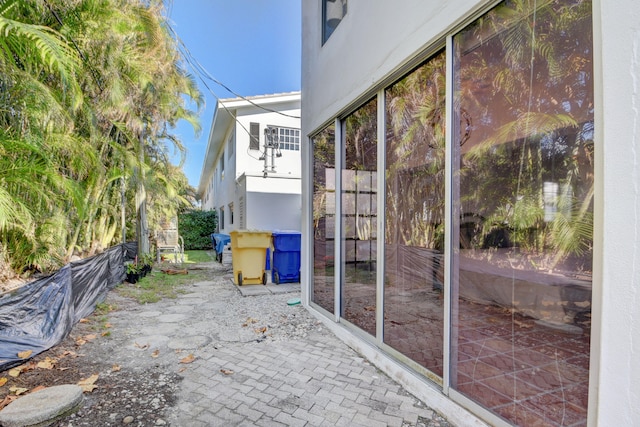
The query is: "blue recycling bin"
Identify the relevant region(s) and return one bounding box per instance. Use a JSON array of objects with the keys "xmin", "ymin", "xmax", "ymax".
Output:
[
  {"xmin": 271, "ymin": 230, "xmax": 301, "ymax": 284},
  {"xmin": 210, "ymin": 233, "xmax": 231, "ymax": 262}
]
